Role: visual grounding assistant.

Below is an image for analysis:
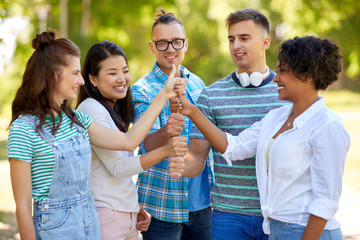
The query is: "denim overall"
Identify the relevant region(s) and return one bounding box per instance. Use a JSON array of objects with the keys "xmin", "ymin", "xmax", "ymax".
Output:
[{"xmin": 22, "ymin": 115, "xmax": 101, "ymax": 239}]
